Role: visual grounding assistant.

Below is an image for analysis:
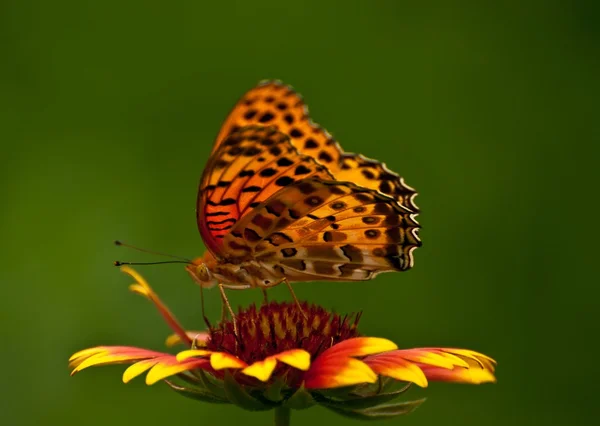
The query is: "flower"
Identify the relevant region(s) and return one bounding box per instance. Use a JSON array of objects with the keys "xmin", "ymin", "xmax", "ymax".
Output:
[{"xmin": 69, "ymin": 267, "xmax": 496, "ymax": 422}]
